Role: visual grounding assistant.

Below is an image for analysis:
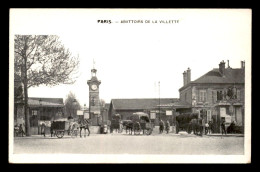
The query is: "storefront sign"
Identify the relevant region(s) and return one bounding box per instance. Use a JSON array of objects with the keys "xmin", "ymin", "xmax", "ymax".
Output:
[
  {"xmin": 166, "ymin": 110, "xmax": 172, "ymax": 116},
  {"xmin": 84, "ymin": 112, "xmax": 89, "ymax": 119},
  {"xmin": 150, "ymin": 113, "xmax": 156, "ymax": 119},
  {"xmin": 38, "ymin": 120, "xmax": 51, "ymax": 127},
  {"xmin": 220, "ymin": 108, "xmax": 226, "ymax": 117},
  {"xmin": 225, "ymin": 116, "xmax": 231, "ymax": 123},
  {"xmin": 77, "ymin": 110, "xmax": 84, "ymax": 115}
]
